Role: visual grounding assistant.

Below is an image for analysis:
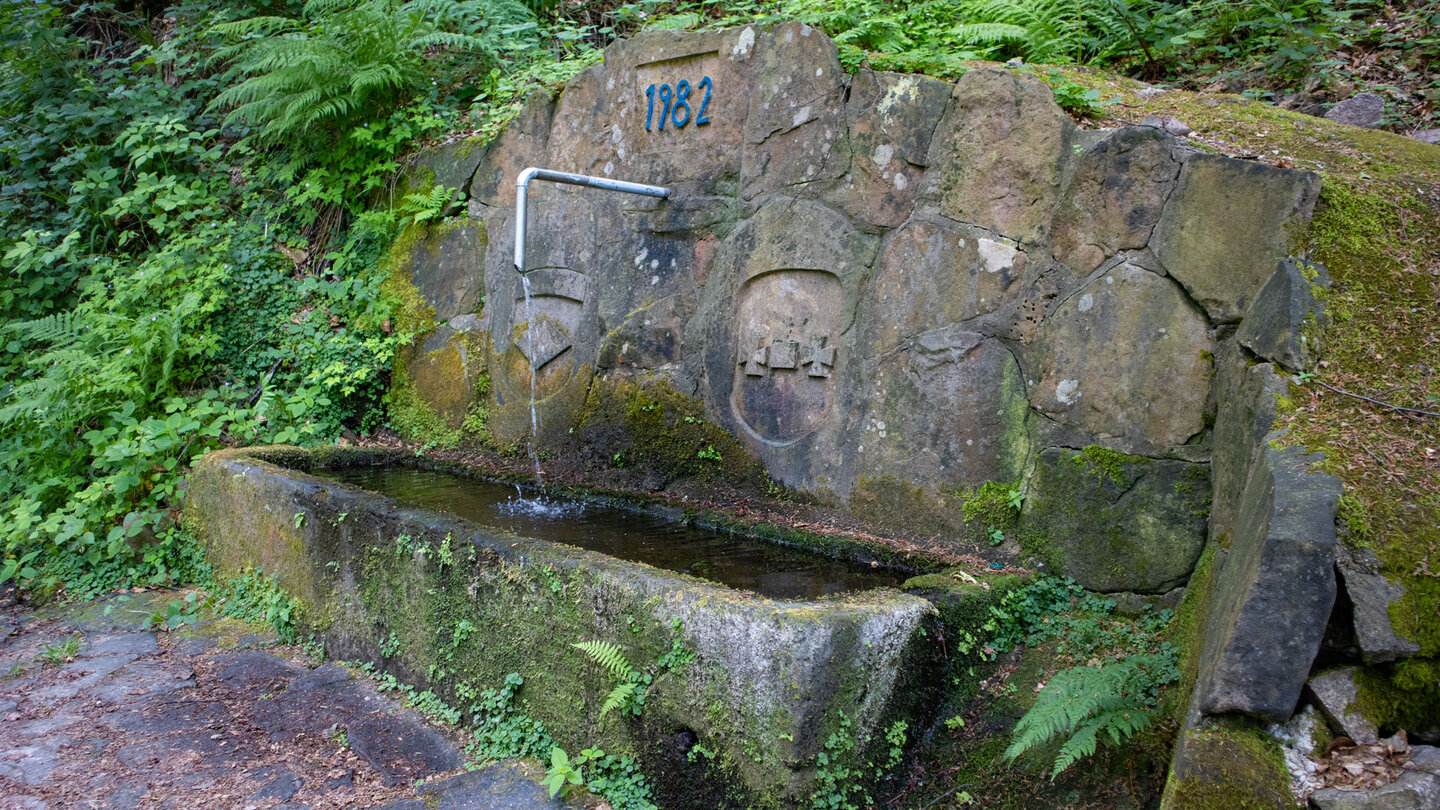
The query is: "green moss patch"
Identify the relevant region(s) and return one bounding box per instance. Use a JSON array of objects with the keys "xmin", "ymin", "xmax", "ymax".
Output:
[
  {"xmin": 1161, "ymin": 720, "xmax": 1292, "ymax": 810},
  {"xmin": 1353, "ymin": 658, "xmax": 1440, "ymax": 737},
  {"xmin": 576, "ymin": 375, "xmax": 764, "ymax": 487}
]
